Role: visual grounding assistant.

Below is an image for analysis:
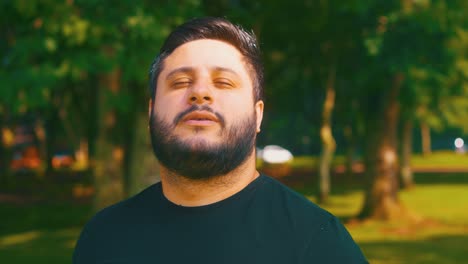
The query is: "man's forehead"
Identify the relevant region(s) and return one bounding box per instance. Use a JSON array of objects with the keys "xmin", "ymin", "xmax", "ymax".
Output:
[{"xmin": 161, "ymin": 39, "xmax": 246, "ymax": 73}]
